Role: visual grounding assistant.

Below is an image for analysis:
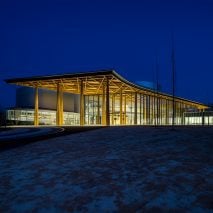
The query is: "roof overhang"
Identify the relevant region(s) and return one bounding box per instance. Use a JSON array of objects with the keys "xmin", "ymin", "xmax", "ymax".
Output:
[{"xmin": 5, "ymin": 69, "xmax": 208, "ymax": 109}]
